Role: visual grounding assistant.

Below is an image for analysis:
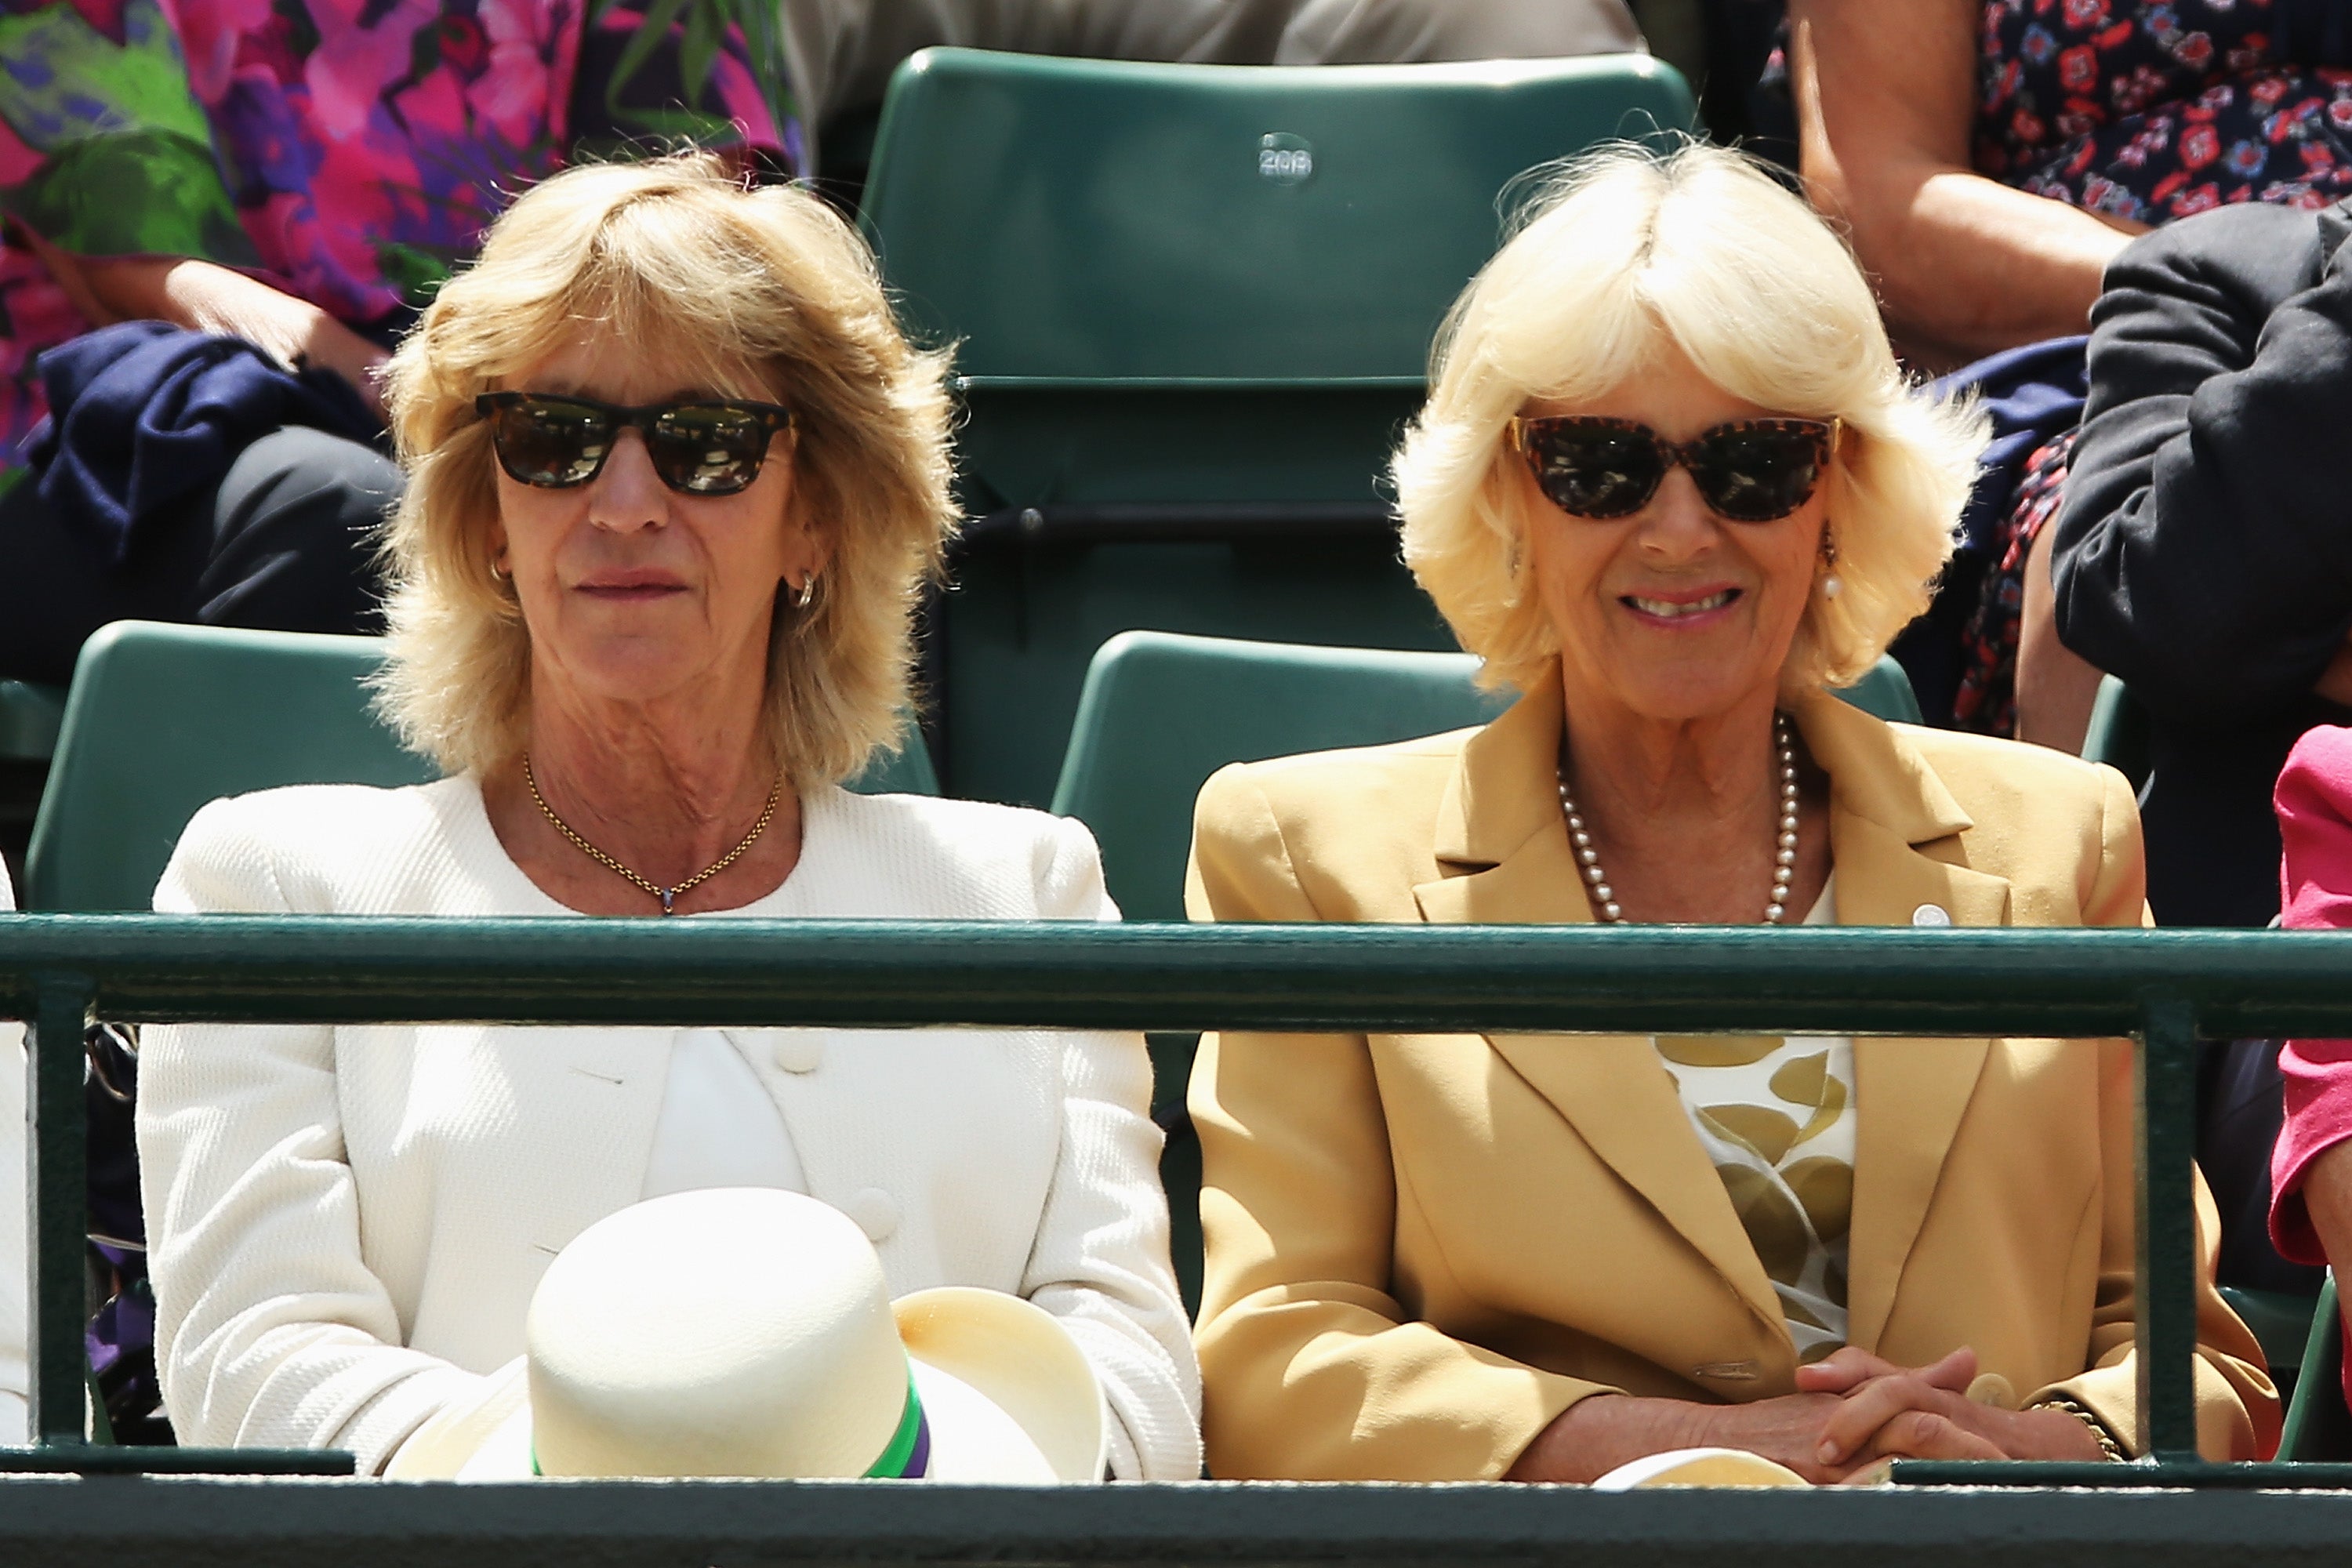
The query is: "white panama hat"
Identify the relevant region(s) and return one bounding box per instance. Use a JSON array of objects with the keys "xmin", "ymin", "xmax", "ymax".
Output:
[
  {"xmin": 387, "ymin": 1188, "xmax": 1106, "ymax": 1483},
  {"xmin": 1589, "ymin": 1446, "xmax": 1810, "ymax": 1490}
]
